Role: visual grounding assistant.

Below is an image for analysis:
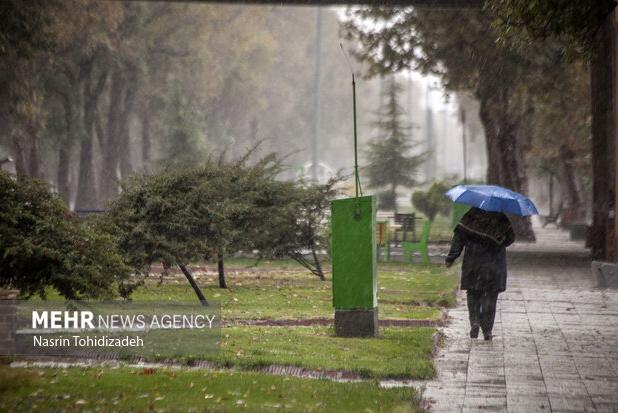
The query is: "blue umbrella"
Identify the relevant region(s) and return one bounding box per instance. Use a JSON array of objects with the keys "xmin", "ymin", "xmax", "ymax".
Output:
[{"xmin": 445, "ymin": 184, "xmax": 539, "ymax": 216}]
